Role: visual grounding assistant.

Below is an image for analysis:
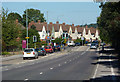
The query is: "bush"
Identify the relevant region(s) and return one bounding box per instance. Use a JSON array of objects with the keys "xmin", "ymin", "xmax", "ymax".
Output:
[{"xmin": 2, "ymin": 52, "xmax": 10, "ymax": 55}]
